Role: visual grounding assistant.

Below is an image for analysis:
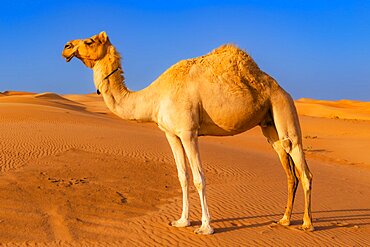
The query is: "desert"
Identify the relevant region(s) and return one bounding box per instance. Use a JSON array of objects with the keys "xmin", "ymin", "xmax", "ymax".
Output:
[
  {"xmin": 0, "ymin": 91, "xmax": 369, "ymax": 246},
  {"xmin": 2, "ymin": 0, "xmax": 370, "ymax": 245}
]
